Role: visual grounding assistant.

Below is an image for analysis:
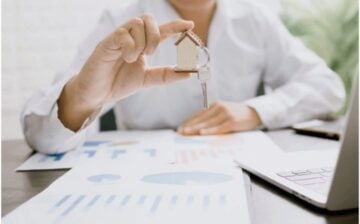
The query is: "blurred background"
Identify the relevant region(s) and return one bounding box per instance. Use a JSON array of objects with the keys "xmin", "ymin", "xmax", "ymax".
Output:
[{"xmin": 2, "ymin": 0, "xmax": 358, "ymax": 140}]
